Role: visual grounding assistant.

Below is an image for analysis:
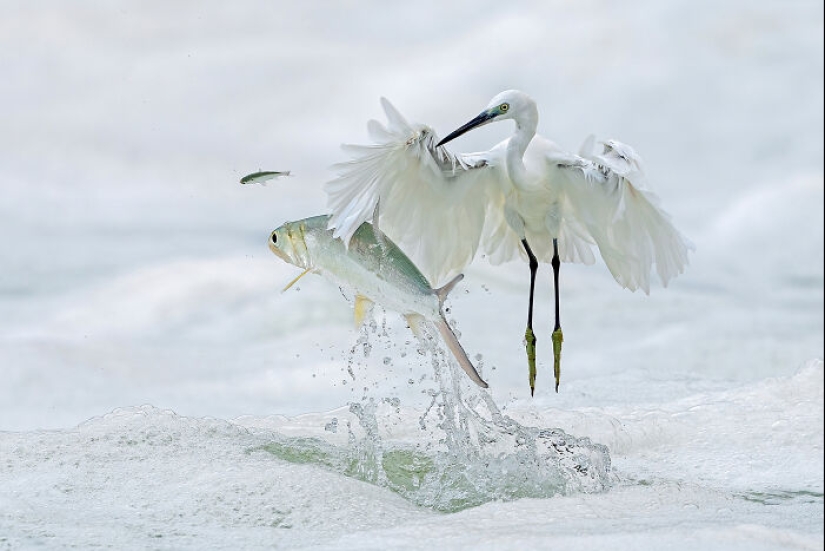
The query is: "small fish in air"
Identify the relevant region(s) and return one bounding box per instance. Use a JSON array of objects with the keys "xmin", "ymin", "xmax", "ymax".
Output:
[
  {"xmin": 268, "ymin": 215, "xmax": 488, "ymax": 388},
  {"xmin": 240, "ymin": 171, "xmax": 291, "ymax": 185}
]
